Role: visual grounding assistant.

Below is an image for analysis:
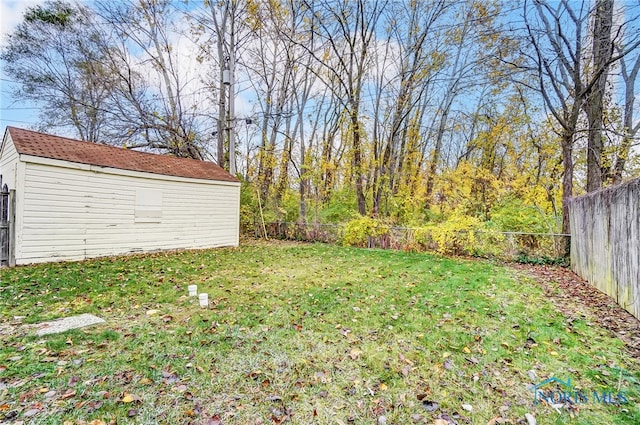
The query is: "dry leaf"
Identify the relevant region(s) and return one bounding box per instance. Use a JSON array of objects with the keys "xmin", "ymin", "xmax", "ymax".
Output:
[
  {"xmin": 121, "ymin": 393, "xmax": 141, "ymax": 403},
  {"xmin": 349, "ymin": 348, "xmax": 362, "ymax": 360},
  {"xmin": 401, "ymin": 365, "xmax": 411, "ymax": 377},
  {"xmin": 208, "ymin": 414, "xmax": 222, "ymax": 425},
  {"xmin": 60, "ymin": 390, "xmax": 76, "ymax": 400}
]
